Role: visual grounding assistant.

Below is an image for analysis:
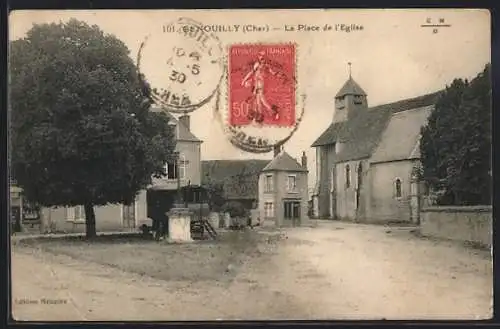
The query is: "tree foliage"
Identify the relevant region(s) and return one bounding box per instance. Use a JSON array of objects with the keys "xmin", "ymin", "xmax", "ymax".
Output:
[
  {"xmin": 221, "ymin": 201, "xmax": 248, "ymax": 218},
  {"xmin": 420, "ymin": 64, "xmax": 491, "ymax": 205},
  {"xmin": 201, "ymin": 173, "xmax": 226, "ymax": 212},
  {"xmin": 206, "ymin": 183, "xmax": 226, "ymax": 212},
  {"xmin": 10, "ymin": 19, "xmax": 176, "ymax": 236}
]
